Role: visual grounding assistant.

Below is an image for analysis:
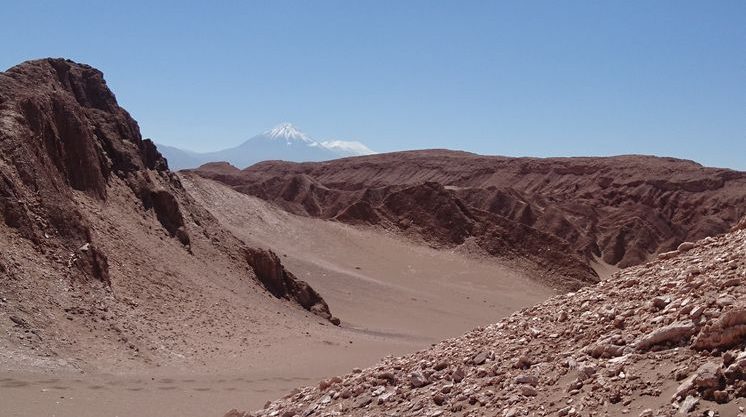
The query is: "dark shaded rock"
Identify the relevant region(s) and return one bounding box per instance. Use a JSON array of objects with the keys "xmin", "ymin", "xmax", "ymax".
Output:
[
  {"xmin": 9, "ymin": 315, "xmax": 29, "ymax": 328},
  {"xmin": 0, "ymin": 58, "xmax": 178, "ymax": 248},
  {"xmin": 149, "ymin": 189, "xmax": 189, "ymax": 246},
  {"xmin": 244, "ymin": 248, "xmax": 337, "ymax": 324},
  {"xmin": 74, "ymin": 243, "xmax": 110, "ymax": 284}
]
